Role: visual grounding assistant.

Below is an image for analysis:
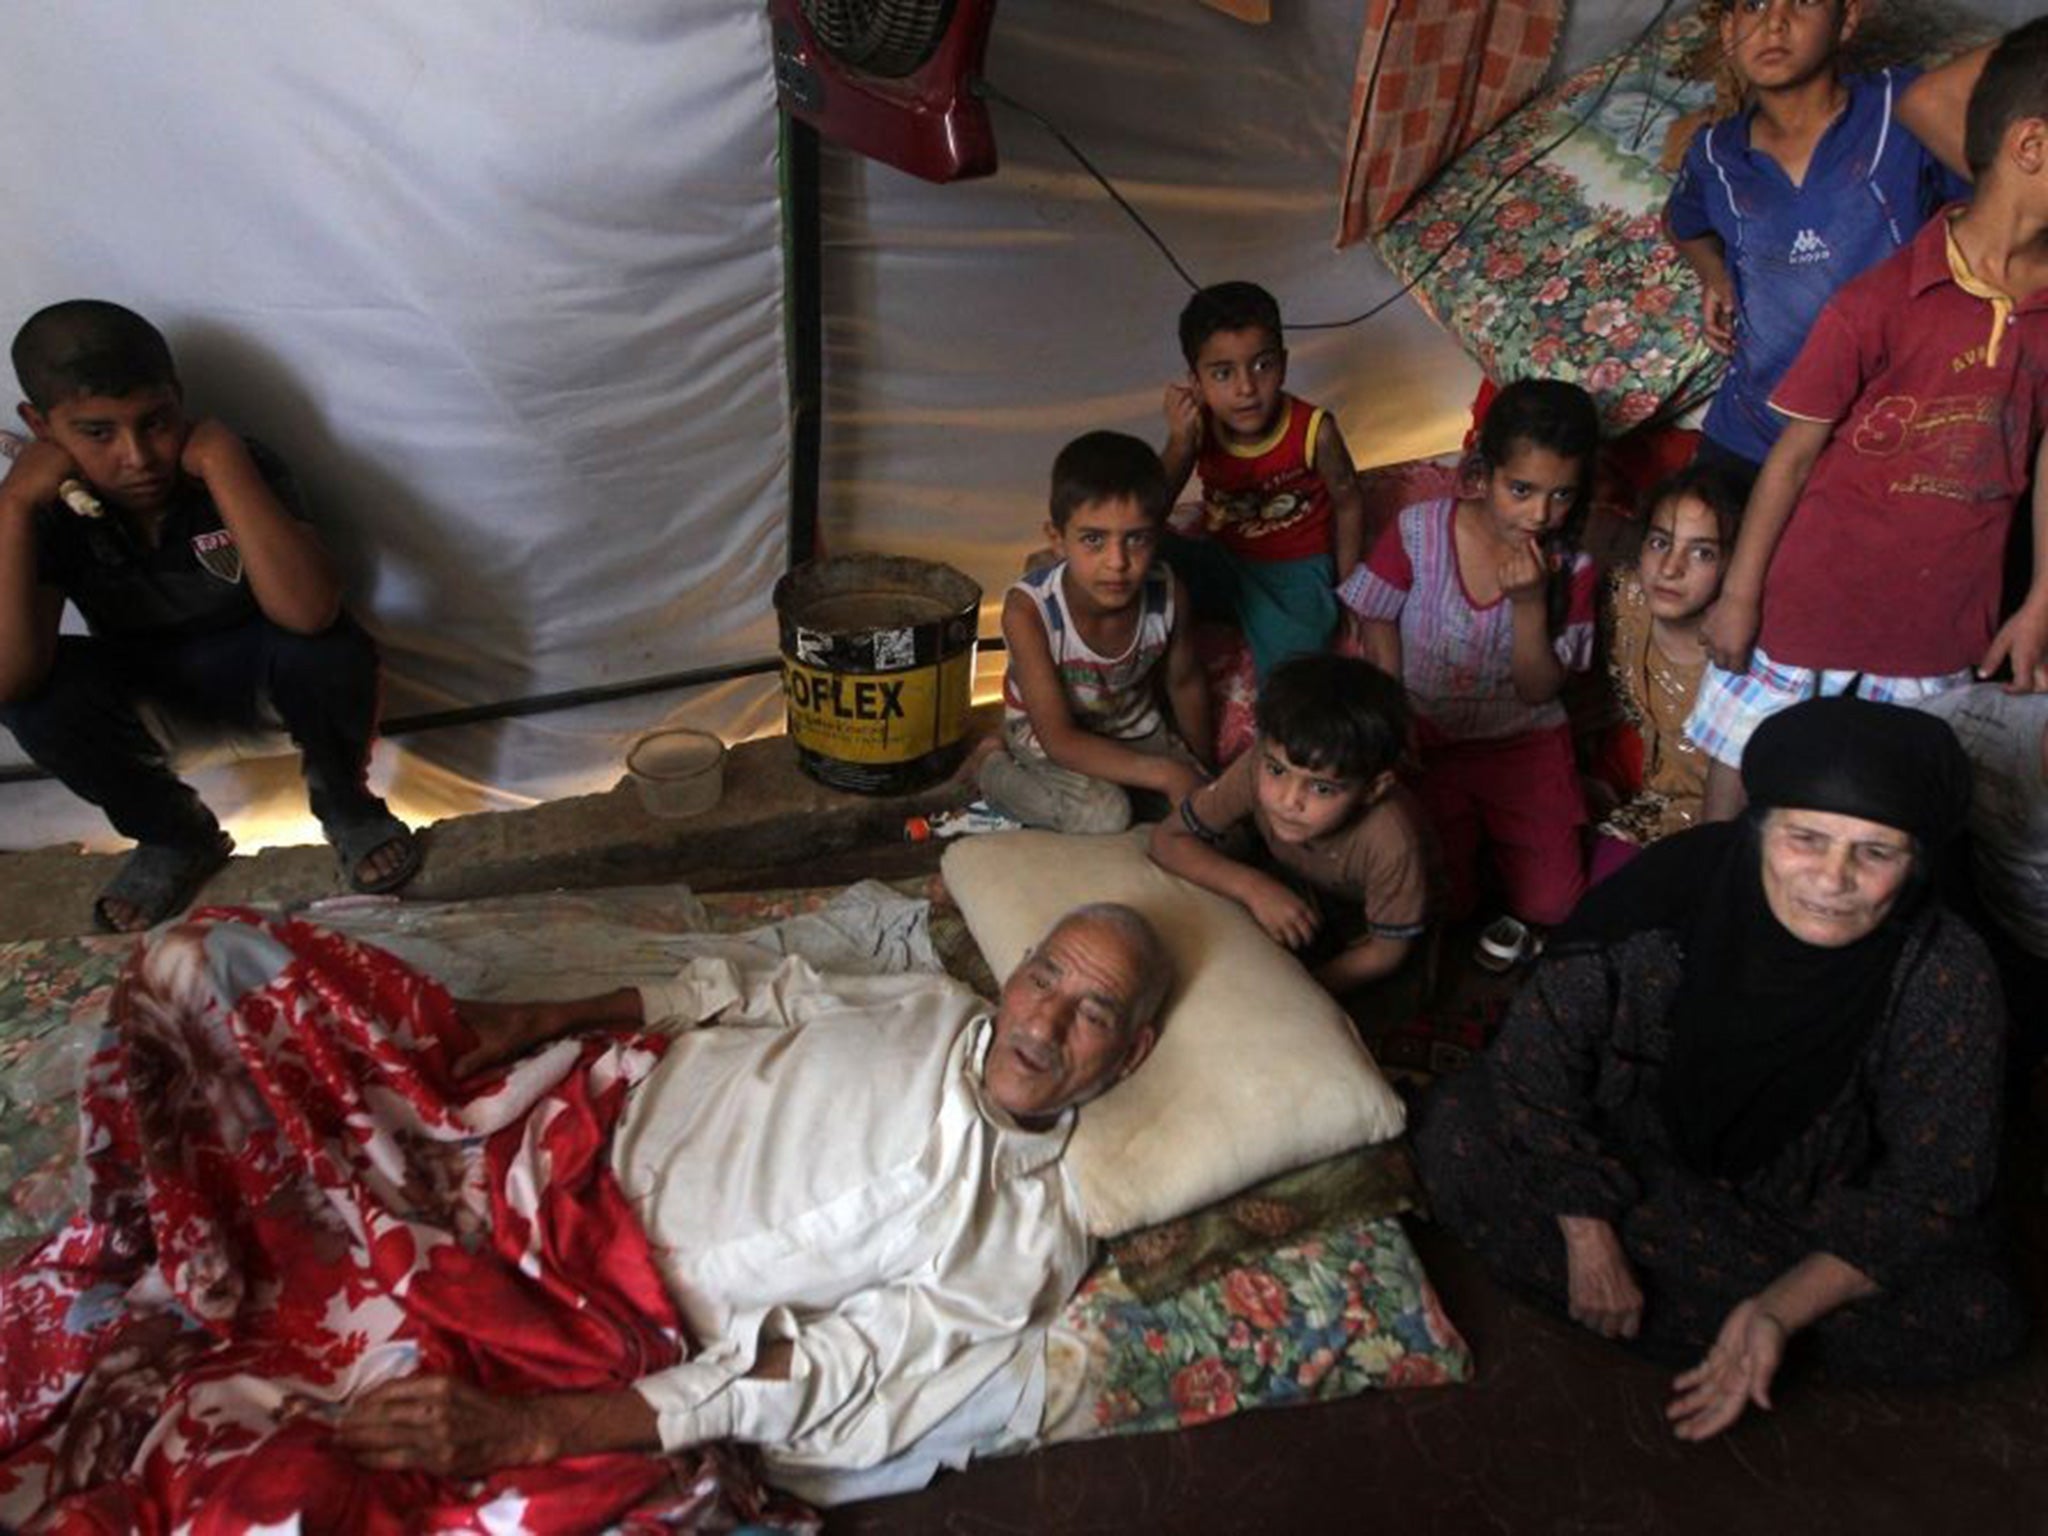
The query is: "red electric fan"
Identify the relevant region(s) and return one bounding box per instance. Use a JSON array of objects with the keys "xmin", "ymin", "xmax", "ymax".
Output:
[{"xmin": 768, "ymin": 0, "xmax": 1000, "ymax": 182}]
